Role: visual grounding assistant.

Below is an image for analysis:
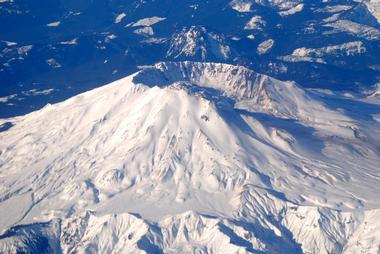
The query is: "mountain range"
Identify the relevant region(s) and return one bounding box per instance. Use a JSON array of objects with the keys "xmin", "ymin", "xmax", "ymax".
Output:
[{"xmin": 1, "ymin": 0, "xmax": 380, "ymax": 117}]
